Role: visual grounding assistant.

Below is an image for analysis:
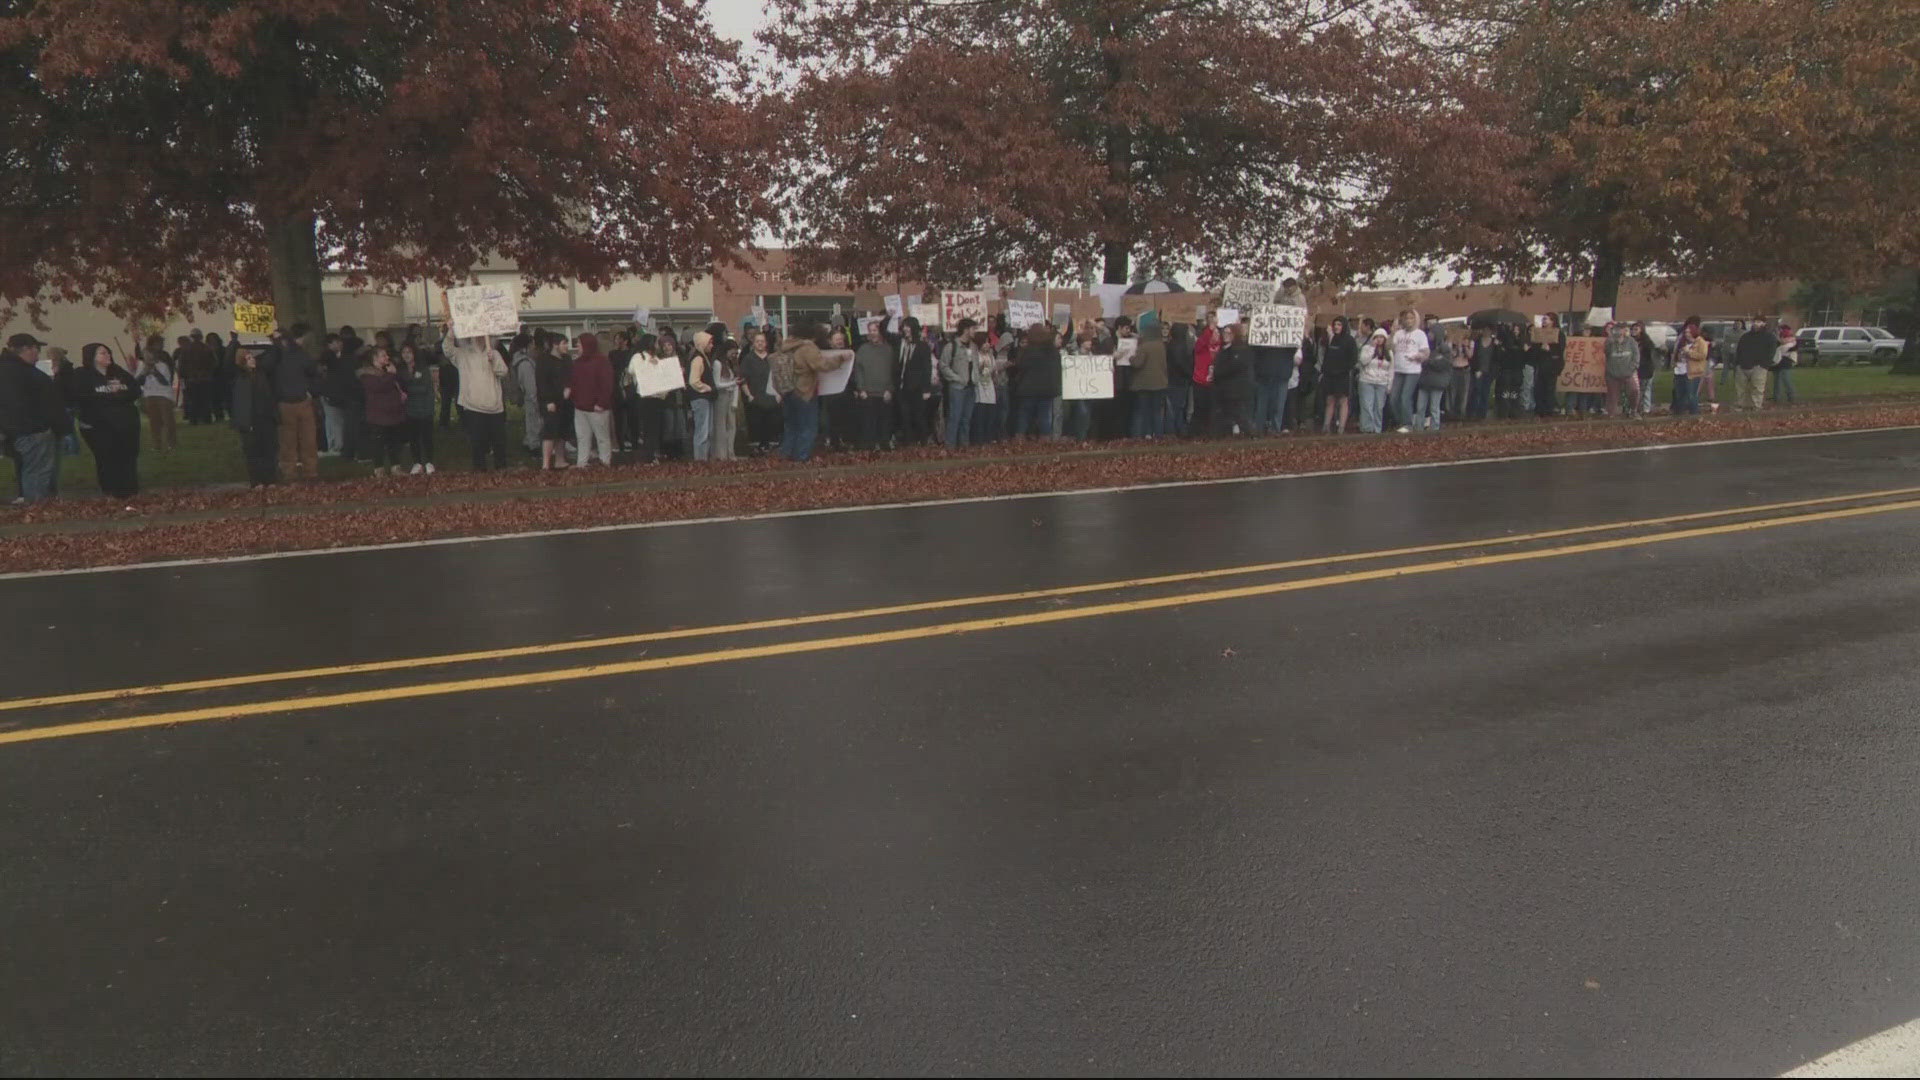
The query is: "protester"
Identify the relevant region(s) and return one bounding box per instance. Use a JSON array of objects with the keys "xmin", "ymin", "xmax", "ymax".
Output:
[
  {"xmin": 1604, "ymin": 322, "xmax": 1640, "ymax": 418},
  {"xmin": 1415, "ymin": 323, "xmax": 1453, "ymax": 432},
  {"xmin": 1210, "ymin": 323, "xmax": 1256, "ymax": 437},
  {"xmin": 0, "ymin": 332, "xmax": 66, "ymax": 503},
  {"xmin": 853, "ymin": 318, "xmax": 896, "ymax": 450},
  {"xmin": 1734, "ymin": 315, "xmax": 1775, "ymax": 410},
  {"xmin": 70, "ymin": 343, "xmax": 143, "ymax": 498},
  {"xmin": 685, "ymin": 329, "xmax": 720, "ymax": 461},
  {"xmin": 1633, "ymin": 322, "xmax": 1659, "ymax": 414},
  {"xmin": 358, "ymin": 345, "xmax": 411, "ymax": 475},
  {"xmin": 740, "ymin": 328, "xmax": 780, "ymax": 454},
  {"xmin": 178, "ymin": 331, "xmax": 217, "ymax": 425},
  {"xmin": 134, "ymin": 334, "xmax": 180, "ymax": 452},
  {"xmin": 938, "ymin": 319, "xmax": 982, "ymax": 449},
  {"xmin": 1063, "ymin": 321, "xmax": 1105, "ymax": 441},
  {"xmin": 1672, "ymin": 318, "xmax": 1708, "ymax": 415},
  {"xmin": 1164, "ymin": 321, "xmax": 1195, "ymax": 437},
  {"xmin": 896, "ymin": 319, "xmax": 937, "ymax": 446},
  {"xmin": 1009, "ymin": 322, "xmax": 1061, "ymax": 439},
  {"xmin": 1129, "ymin": 314, "xmax": 1168, "ymax": 438},
  {"xmin": 509, "ymin": 332, "xmax": 540, "ymax": 455},
  {"xmin": 628, "ymin": 335, "xmax": 679, "ymax": 464},
  {"xmin": 1355, "ymin": 327, "xmax": 1393, "ymax": 433},
  {"xmin": 1772, "ymin": 324, "xmax": 1798, "ymax": 405},
  {"xmin": 773, "ymin": 322, "xmax": 842, "ymax": 462},
  {"xmin": 1251, "ymin": 323, "xmax": 1289, "ymax": 435},
  {"xmin": 446, "ymin": 327, "xmax": 510, "ymax": 471},
  {"xmin": 258, "ymin": 324, "xmax": 321, "ymax": 480},
  {"xmin": 1387, "ymin": 309, "xmax": 1428, "ymax": 433},
  {"xmin": 532, "ymin": 333, "xmax": 570, "ymax": 470},
  {"xmin": 1319, "ymin": 317, "xmax": 1357, "ymax": 434},
  {"xmin": 227, "ymin": 345, "xmax": 279, "ymax": 488},
  {"xmin": 392, "ymin": 343, "xmax": 436, "ymax": 474},
  {"xmin": 711, "ymin": 340, "xmax": 743, "ymax": 461},
  {"xmin": 1192, "ymin": 312, "xmax": 1219, "ymax": 433},
  {"xmin": 568, "ymin": 332, "xmax": 616, "ymax": 467},
  {"xmin": 205, "ymin": 331, "xmax": 233, "ymax": 423}
]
